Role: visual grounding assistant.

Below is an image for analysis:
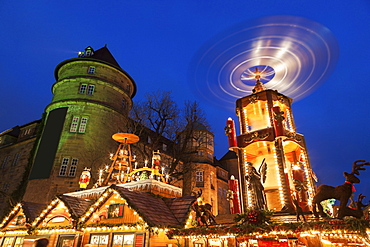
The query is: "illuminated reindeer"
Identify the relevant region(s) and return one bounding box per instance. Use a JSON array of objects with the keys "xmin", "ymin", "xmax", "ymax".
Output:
[{"xmin": 312, "ymin": 160, "xmax": 369, "ymax": 219}]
